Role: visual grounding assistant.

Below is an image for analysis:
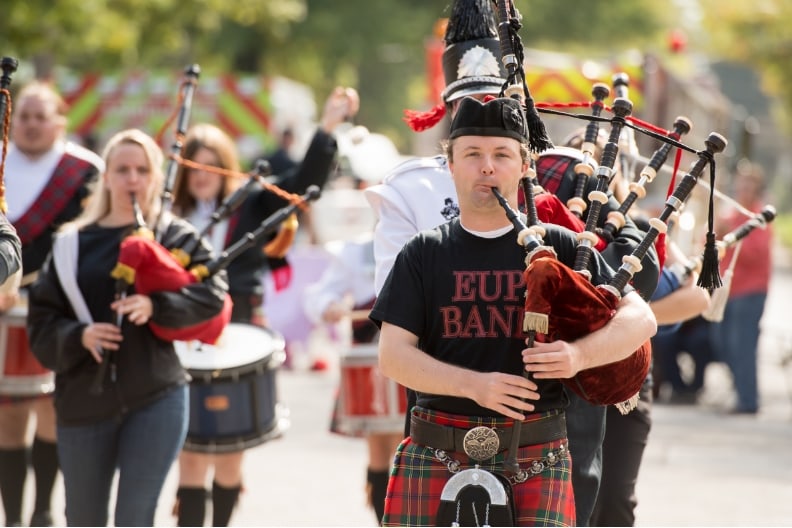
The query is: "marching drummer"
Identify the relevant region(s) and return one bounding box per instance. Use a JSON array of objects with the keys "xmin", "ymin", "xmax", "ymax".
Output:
[
  {"xmin": 169, "ymin": 86, "xmax": 358, "ymax": 527},
  {"xmin": 370, "ymin": 96, "xmax": 657, "ymax": 526},
  {"xmin": 303, "ymin": 232, "xmax": 403, "ymax": 523},
  {"xmin": 0, "ymin": 81, "xmax": 101, "ymax": 528}
]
